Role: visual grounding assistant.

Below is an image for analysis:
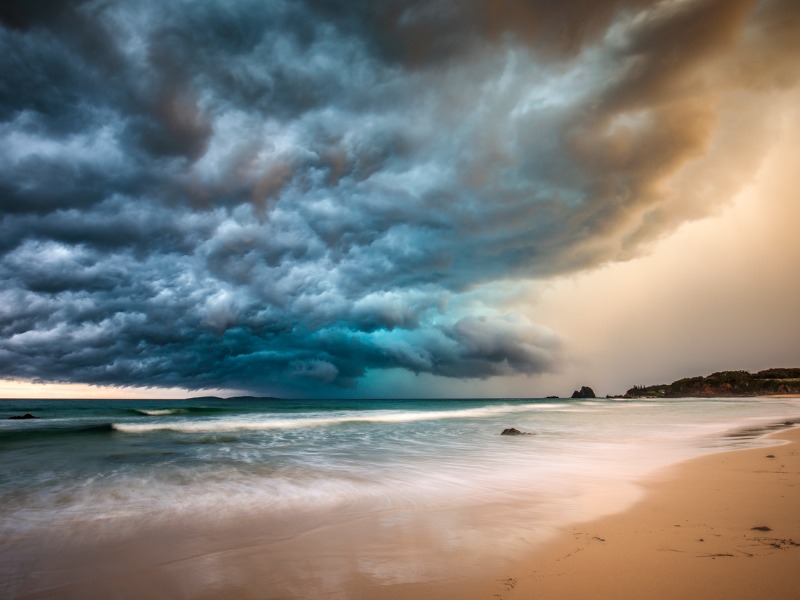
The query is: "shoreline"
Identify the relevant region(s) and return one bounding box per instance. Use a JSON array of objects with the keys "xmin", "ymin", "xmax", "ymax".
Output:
[
  {"xmin": 5, "ymin": 405, "xmax": 800, "ymax": 599},
  {"xmin": 466, "ymin": 425, "xmax": 800, "ymax": 600}
]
